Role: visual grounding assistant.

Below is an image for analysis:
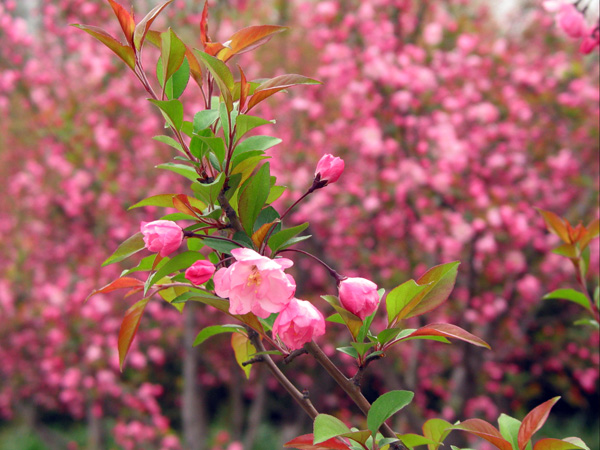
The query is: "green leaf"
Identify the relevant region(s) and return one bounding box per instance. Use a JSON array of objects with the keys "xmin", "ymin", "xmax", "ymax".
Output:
[
  {"xmin": 543, "ymin": 289, "xmax": 592, "ymax": 312},
  {"xmin": 194, "ymin": 50, "xmax": 234, "ymax": 112},
  {"xmin": 336, "ymin": 346, "xmax": 358, "ymax": 359},
  {"xmin": 422, "ymin": 418, "xmax": 453, "ymax": 450},
  {"xmin": 350, "ymin": 342, "xmax": 375, "ymax": 357},
  {"xmin": 102, "ymin": 232, "xmax": 146, "ymax": 266},
  {"xmin": 533, "ymin": 439, "xmax": 586, "ymax": 450},
  {"xmin": 153, "ymin": 135, "xmax": 184, "ymax": 154},
  {"xmin": 171, "ymin": 289, "xmax": 221, "ymax": 304},
  {"xmin": 552, "ymin": 243, "xmax": 577, "ymax": 258},
  {"xmin": 313, "ymin": 414, "xmax": 352, "ymax": 444},
  {"xmin": 193, "ymin": 109, "xmax": 220, "ymax": 133},
  {"xmin": 197, "ymin": 137, "xmax": 226, "ymax": 168},
  {"xmin": 234, "ymin": 135, "xmax": 282, "ymax": 156},
  {"xmin": 320, "ymin": 295, "xmax": 363, "ymax": 340},
  {"xmin": 193, "ymin": 324, "xmax": 245, "ymax": 346},
  {"xmin": 160, "ymin": 28, "xmax": 186, "ymax": 87},
  {"xmin": 573, "ymin": 319, "xmax": 599, "ymax": 329},
  {"xmin": 129, "ymin": 193, "xmax": 205, "ymax": 211},
  {"xmin": 238, "ymin": 162, "xmax": 271, "ymax": 235},
  {"xmin": 157, "ymin": 56, "xmax": 190, "ymax": 100},
  {"xmin": 149, "ymin": 99, "xmax": 184, "ymax": 130},
  {"xmin": 377, "ymin": 328, "xmax": 402, "ymax": 345},
  {"xmin": 156, "ymin": 163, "xmax": 198, "ymax": 181},
  {"xmin": 121, "ymin": 254, "xmax": 166, "ymax": 276},
  {"xmin": 231, "ymin": 332, "xmax": 255, "ymax": 379},
  {"xmin": 202, "ymin": 237, "xmax": 244, "ymax": 254},
  {"xmin": 386, "ymin": 279, "xmax": 430, "ymax": 325},
  {"xmin": 498, "ymin": 413, "xmax": 521, "ymax": 450},
  {"xmin": 397, "ymin": 434, "xmax": 438, "ymax": 449},
  {"xmin": 158, "ymin": 283, "xmax": 188, "ymax": 312},
  {"xmin": 367, "ymin": 390, "xmax": 414, "ymax": 436},
  {"xmin": 402, "ymin": 323, "xmax": 490, "ymax": 349},
  {"xmin": 192, "ymin": 172, "xmax": 225, "ymax": 205},
  {"xmin": 266, "ymin": 185, "xmax": 286, "ymax": 204},
  {"xmin": 118, "ymin": 298, "xmax": 149, "ymax": 371},
  {"xmin": 72, "ymin": 24, "xmax": 135, "ymax": 69},
  {"xmin": 235, "ymin": 114, "xmax": 275, "ymax": 141},
  {"xmin": 145, "ymin": 251, "xmax": 204, "ymax": 293},
  {"xmin": 326, "ymin": 313, "xmax": 345, "ymax": 324},
  {"xmin": 268, "ymin": 222, "xmax": 309, "ymax": 253},
  {"xmin": 275, "ymin": 235, "xmax": 312, "ymax": 251}
]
